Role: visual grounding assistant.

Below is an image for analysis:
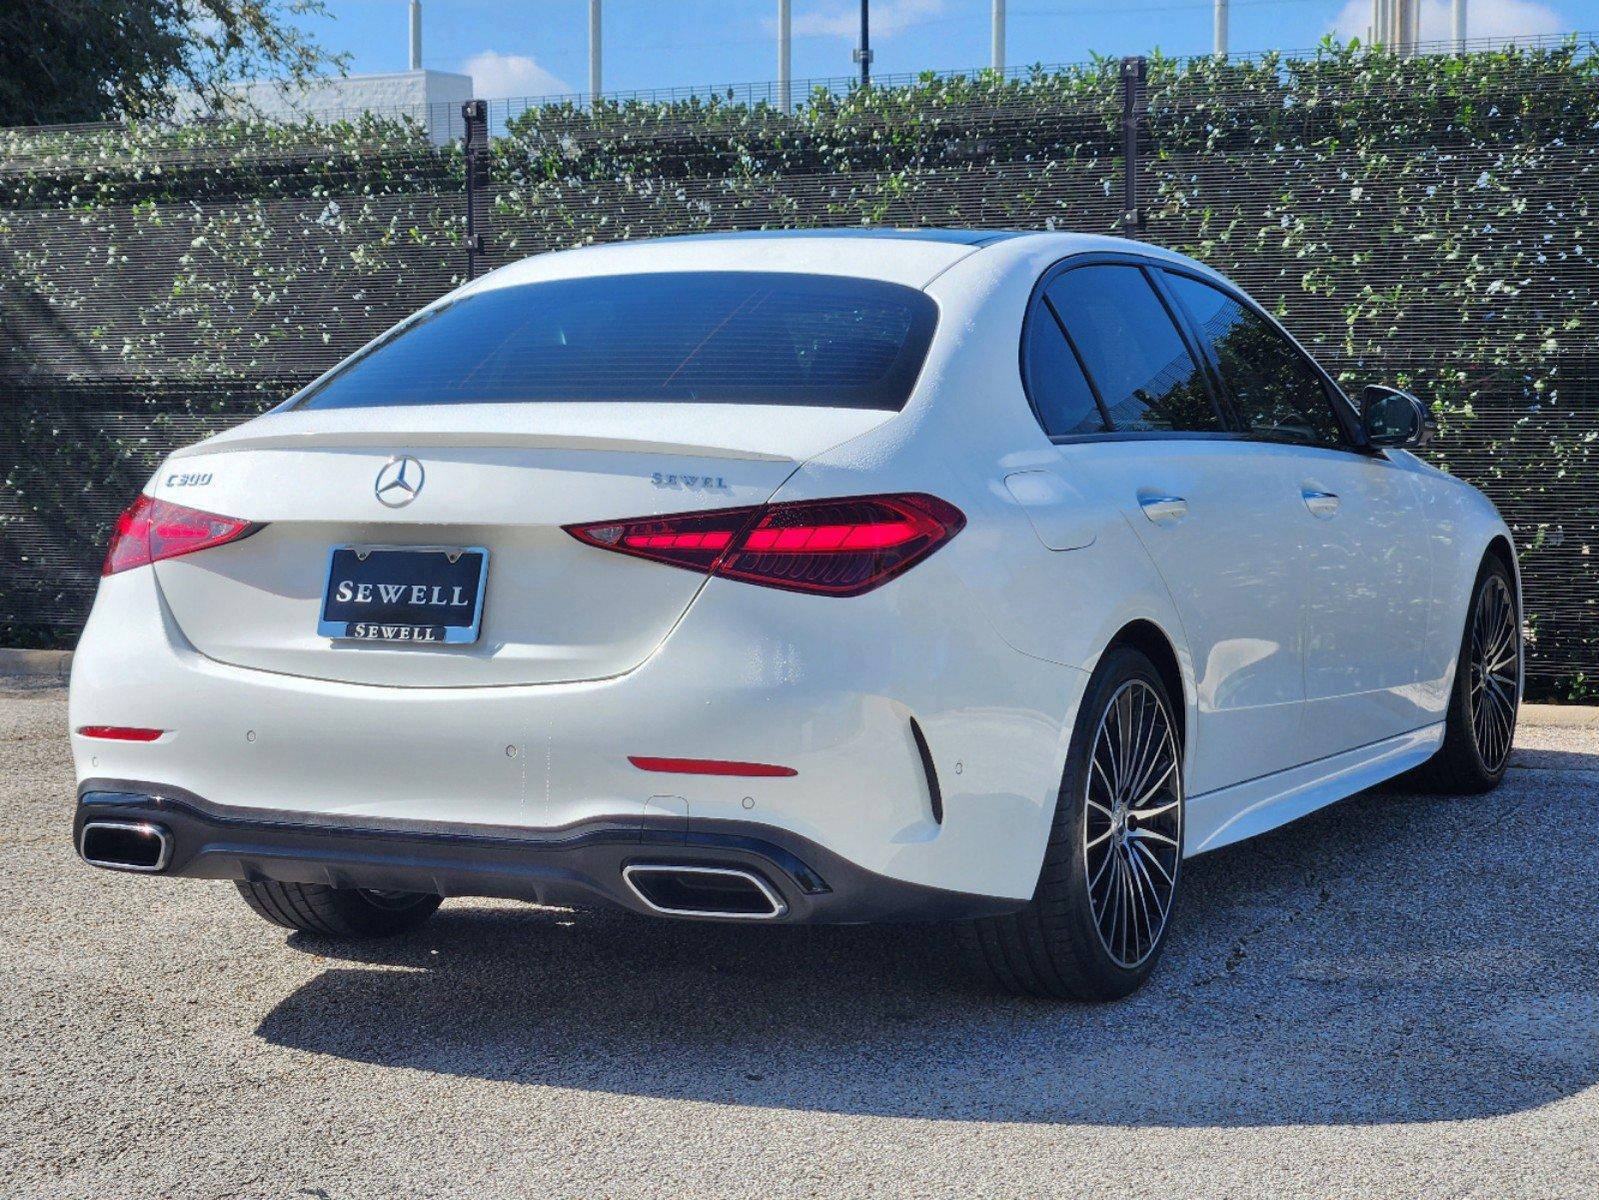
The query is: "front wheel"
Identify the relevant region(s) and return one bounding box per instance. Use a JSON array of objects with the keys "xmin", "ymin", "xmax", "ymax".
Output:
[
  {"xmin": 1414, "ymin": 556, "xmax": 1520, "ymax": 794},
  {"xmin": 961, "ymin": 645, "xmax": 1185, "ymax": 1001}
]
